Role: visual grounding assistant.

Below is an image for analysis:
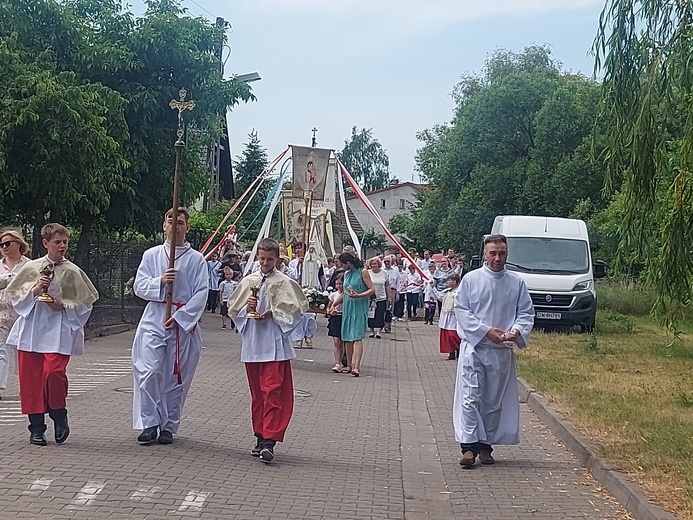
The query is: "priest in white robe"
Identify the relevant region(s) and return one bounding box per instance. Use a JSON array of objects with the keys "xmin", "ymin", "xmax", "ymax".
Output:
[
  {"xmin": 227, "ymin": 238, "xmax": 308, "ymax": 463},
  {"xmin": 131, "ymin": 208, "xmax": 208, "ymax": 445},
  {"xmin": 287, "ymin": 241, "xmax": 317, "ymax": 348},
  {"xmin": 453, "ymin": 234, "xmax": 534, "ymax": 468}
]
